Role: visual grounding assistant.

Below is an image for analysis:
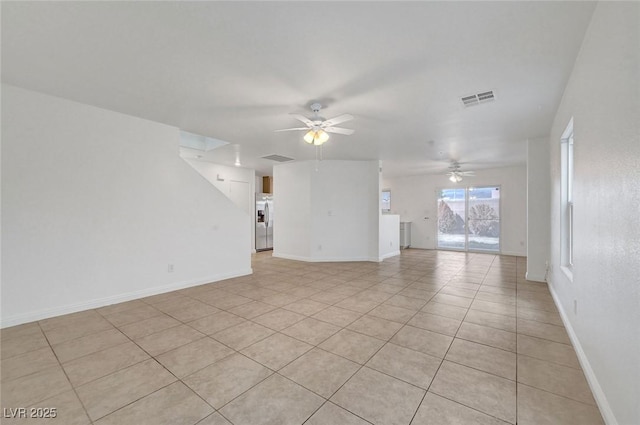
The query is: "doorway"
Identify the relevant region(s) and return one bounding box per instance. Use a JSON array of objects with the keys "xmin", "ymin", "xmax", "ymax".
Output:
[{"xmin": 437, "ymin": 186, "xmax": 500, "ymax": 252}]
